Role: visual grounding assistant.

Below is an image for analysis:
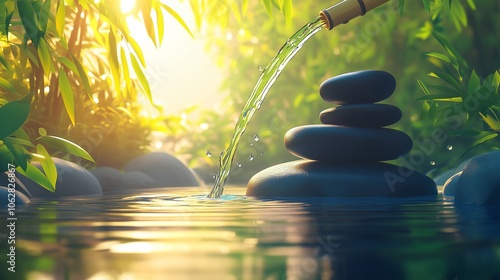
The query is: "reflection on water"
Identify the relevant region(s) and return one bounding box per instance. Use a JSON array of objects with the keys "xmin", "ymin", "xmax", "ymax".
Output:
[{"xmin": 1, "ymin": 186, "xmax": 500, "ymax": 279}]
